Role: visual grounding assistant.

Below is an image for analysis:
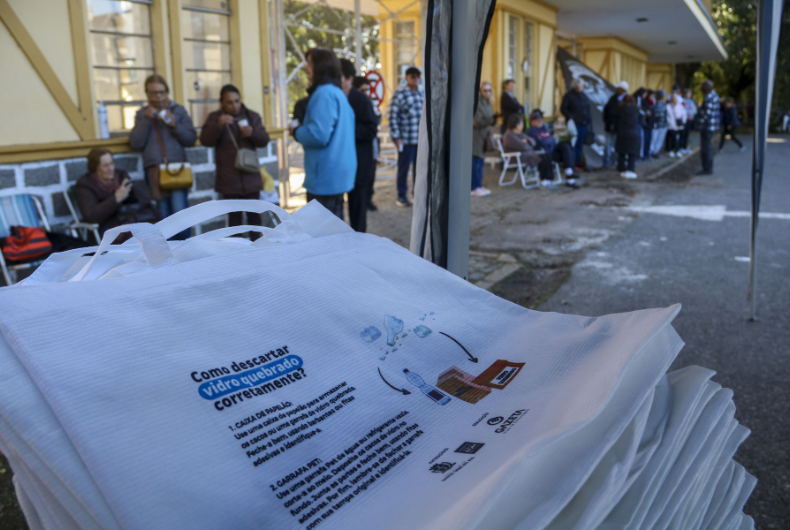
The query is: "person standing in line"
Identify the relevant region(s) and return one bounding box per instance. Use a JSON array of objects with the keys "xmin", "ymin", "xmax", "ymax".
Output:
[
  {"xmin": 603, "ymin": 81, "xmax": 629, "ymax": 168},
  {"xmin": 666, "ymin": 93, "xmax": 687, "ymax": 158},
  {"xmin": 389, "ymin": 66, "xmax": 424, "ymax": 207},
  {"xmin": 526, "ymin": 111, "xmax": 577, "ymax": 181},
  {"xmin": 650, "ymin": 89, "xmax": 668, "ymax": 158},
  {"xmin": 696, "ymin": 80, "xmax": 720, "ymax": 175},
  {"xmin": 499, "ymin": 79, "xmax": 524, "ymax": 134},
  {"xmin": 340, "ymin": 60, "xmax": 378, "ymax": 232},
  {"xmin": 679, "ymin": 88, "xmax": 697, "ymax": 155},
  {"xmin": 641, "ymin": 89, "xmax": 655, "ymax": 160},
  {"xmin": 199, "ymin": 84, "xmax": 270, "ymax": 237},
  {"xmin": 472, "ymin": 82, "xmax": 496, "ymax": 197},
  {"xmin": 353, "ymin": 76, "xmax": 382, "ymax": 213},
  {"xmin": 560, "ymin": 79, "xmax": 593, "ymax": 170},
  {"xmin": 288, "ymin": 48, "xmax": 356, "ymax": 218},
  {"xmin": 129, "ymin": 74, "xmax": 196, "ymax": 240},
  {"xmin": 719, "ymin": 98, "xmax": 745, "ymax": 152},
  {"xmin": 615, "ymin": 95, "xmax": 644, "ymax": 179}
]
